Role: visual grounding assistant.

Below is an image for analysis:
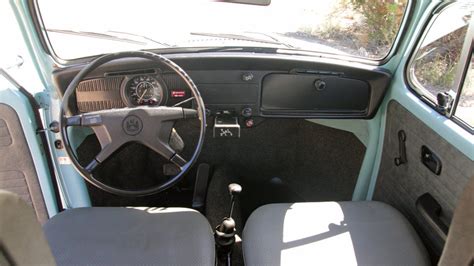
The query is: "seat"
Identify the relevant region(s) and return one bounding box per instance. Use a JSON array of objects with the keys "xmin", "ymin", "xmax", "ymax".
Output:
[
  {"xmin": 0, "ymin": 190, "xmax": 215, "ymax": 266},
  {"xmin": 44, "ymin": 207, "xmax": 215, "ymax": 265},
  {"xmin": 439, "ymin": 176, "xmax": 474, "ymax": 266},
  {"xmin": 243, "ymin": 201, "xmax": 430, "ymax": 266}
]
